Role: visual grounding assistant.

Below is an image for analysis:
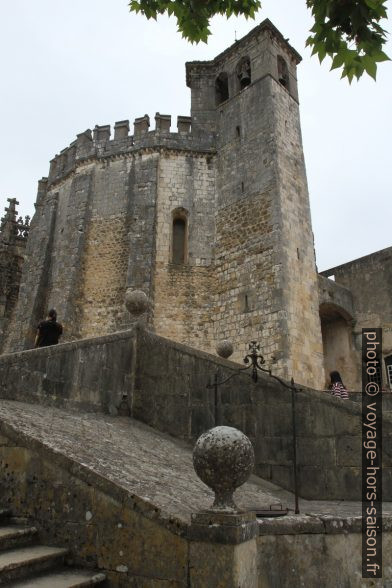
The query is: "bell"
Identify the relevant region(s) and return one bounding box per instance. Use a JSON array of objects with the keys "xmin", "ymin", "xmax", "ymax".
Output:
[{"xmin": 239, "ymin": 70, "xmax": 251, "ymax": 86}]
